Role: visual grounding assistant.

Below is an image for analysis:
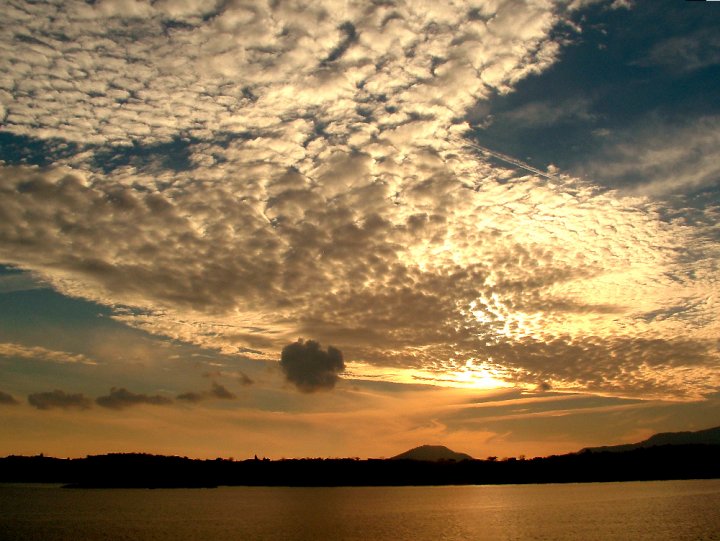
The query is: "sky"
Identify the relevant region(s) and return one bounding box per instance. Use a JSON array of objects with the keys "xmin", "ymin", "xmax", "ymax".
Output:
[{"xmin": 0, "ymin": 0, "xmax": 719, "ymax": 460}]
